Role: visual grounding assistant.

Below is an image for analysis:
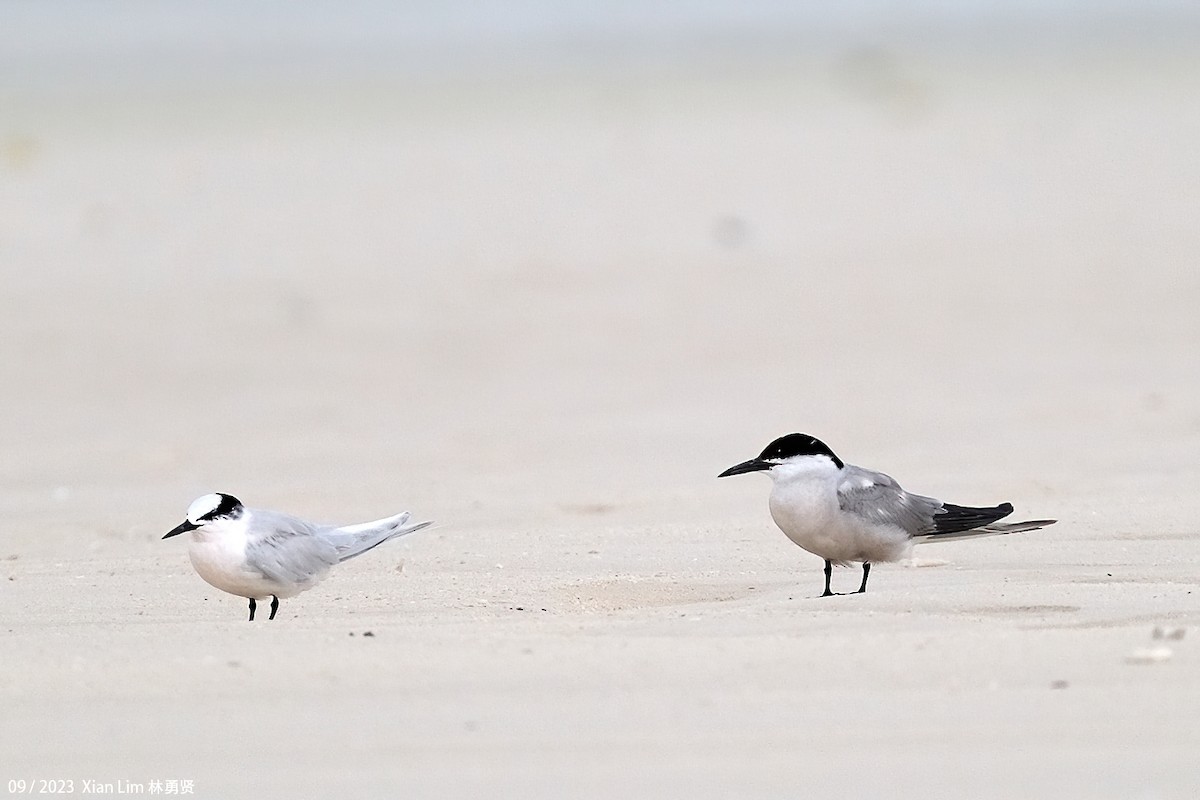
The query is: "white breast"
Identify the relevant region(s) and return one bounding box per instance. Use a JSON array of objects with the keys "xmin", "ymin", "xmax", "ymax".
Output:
[
  {"xmin": 187, "ymin": 526, "xmax": 288, "ymax": 600},
  {"xmin": 766, "ymin": 460, "xmax": 912, "ymax": 565}
]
